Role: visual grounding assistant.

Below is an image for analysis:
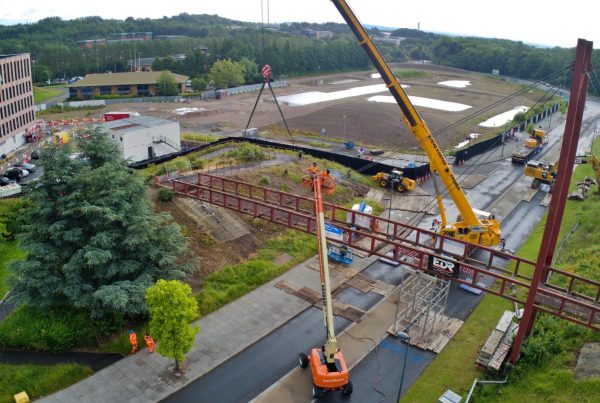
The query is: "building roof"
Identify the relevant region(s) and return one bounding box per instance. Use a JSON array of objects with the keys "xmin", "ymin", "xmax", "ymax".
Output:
[
  {"xmin": 68, "ymin": 71, "xmax": 188, "ymax": 87},
  {"xmin": 102, "ymin": 115, "xmax": 177, "ymax": 134}
]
